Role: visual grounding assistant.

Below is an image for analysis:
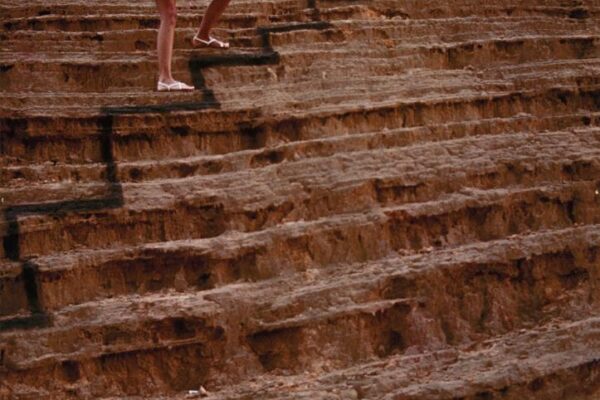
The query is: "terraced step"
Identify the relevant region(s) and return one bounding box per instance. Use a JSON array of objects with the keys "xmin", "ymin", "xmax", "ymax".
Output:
[
  {"xmin": 2, "ymin": 33, "xmax": 599, "ymax": 92},
  {"xmin": 1, "ymin": 0, "xmax": 597, "ymax": 29},
  {"xmin": 2, "ymin": 13, "xmax": 598, "ymax": 54},
  {"xmin": 3, "ymin": 112, "xmax": 599, "ymax": 191},
  {"xmin": 3, "ymin": 83, "xmax": 599, "ymax": 167},
  {"xmin": 201, "ymin": 315, "xmax": 600, "ymax": 400},
  {"xmin": 3, "ymin": 110, "xmax": 598, "ymax": 189},
  {"xmin": 2, "ymin": 178, "xmax": 596, "ymax": 314},
  {"xmin": 0, "ymin": 225, "xmax": 598, "ymax": 398},
  {"xmin": 2, "ymin": 0, "xmax": 599, "ymax": 398},
  {"xmin": 2, "ymin": 128, "xmax": 598, "ymax": 257},
  {"xmin": 4, "ymin": 57, "xmax": 600, "ymax": 118},
  {"xmin": 1, "ymin": 55, "xmax": 599, "ymax": 116}
]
